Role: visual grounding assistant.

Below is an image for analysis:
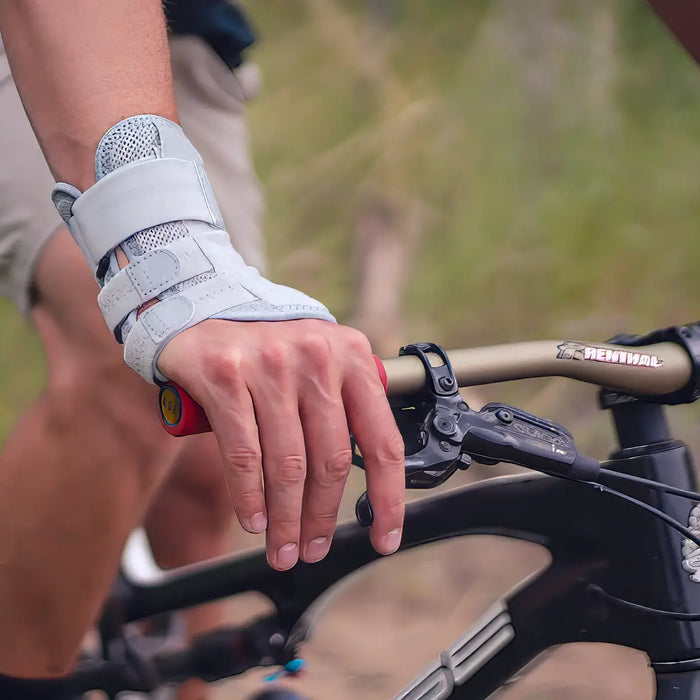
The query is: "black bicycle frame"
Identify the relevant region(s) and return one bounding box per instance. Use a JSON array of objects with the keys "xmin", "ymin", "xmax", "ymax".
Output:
[
  {"xmin": 86, "ymin": 393, "xmax": 700, "ymax": 699},
  {"xmin": 391, "ymin": 397, "xmax": 700, "ymax": 699}
]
